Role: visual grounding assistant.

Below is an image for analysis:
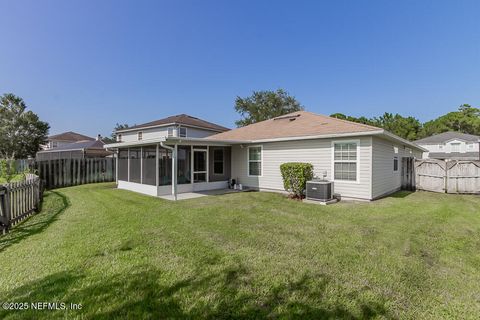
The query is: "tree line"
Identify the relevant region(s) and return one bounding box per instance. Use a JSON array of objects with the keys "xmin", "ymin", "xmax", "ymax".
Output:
[
  {"xmin": 1, "ymin": 91, "xmax": 479, "ymax": 160},
  {"xmin": 235, "ymin": 89, "xmax": 480, "ymax": 140}
]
